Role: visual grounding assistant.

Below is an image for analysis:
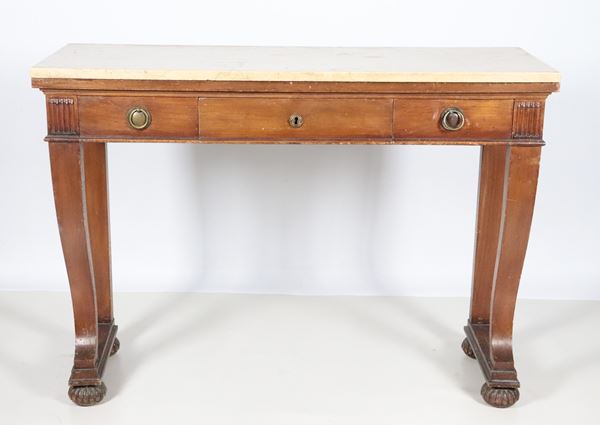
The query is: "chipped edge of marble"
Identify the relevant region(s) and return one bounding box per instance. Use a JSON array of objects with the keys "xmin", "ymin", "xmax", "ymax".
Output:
[{"xmin": 29, "ymin": 68, "xmax": 561, "ymax": 83}]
